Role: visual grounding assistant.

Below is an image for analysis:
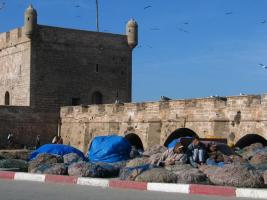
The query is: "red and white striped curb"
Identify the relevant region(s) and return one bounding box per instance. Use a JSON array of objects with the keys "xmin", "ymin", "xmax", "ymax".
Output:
[{"xmin": 0, "ymin": 171, "xmax": 267, "ymax": 199}]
